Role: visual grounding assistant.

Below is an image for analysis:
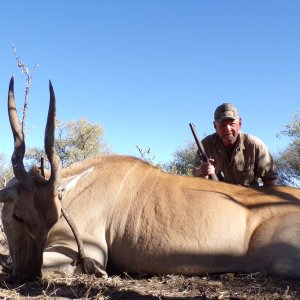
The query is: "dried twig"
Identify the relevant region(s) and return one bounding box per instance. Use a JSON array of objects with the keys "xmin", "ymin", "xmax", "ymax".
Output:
[
  {"xmin": 135, "ymin": 145, "xmax": 156, "ymax": 163},
  {"xmin": 12, "ymin": 45, "xmax": 39, "ymax": 134}
]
